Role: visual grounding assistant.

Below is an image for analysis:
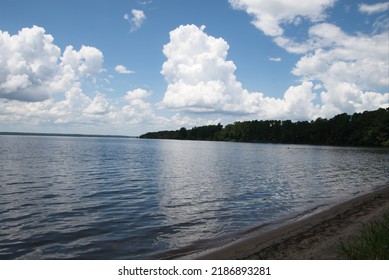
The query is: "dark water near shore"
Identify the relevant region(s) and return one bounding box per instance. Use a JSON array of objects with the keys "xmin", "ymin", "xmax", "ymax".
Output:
[{"xmin": 0, "ymin": 135, "xmax": 388, "ymax": 259}]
